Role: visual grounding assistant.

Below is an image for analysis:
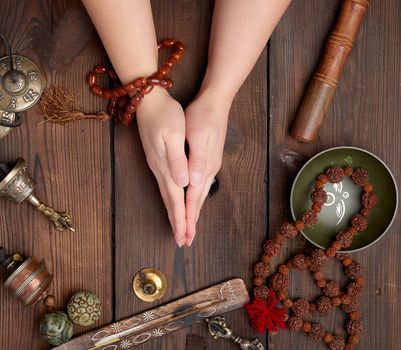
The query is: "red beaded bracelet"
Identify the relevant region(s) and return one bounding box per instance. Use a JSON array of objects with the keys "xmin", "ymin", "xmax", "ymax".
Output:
[{"xmin": 87, "ymin": 38, "xmax": 184, "ymax": 126}]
